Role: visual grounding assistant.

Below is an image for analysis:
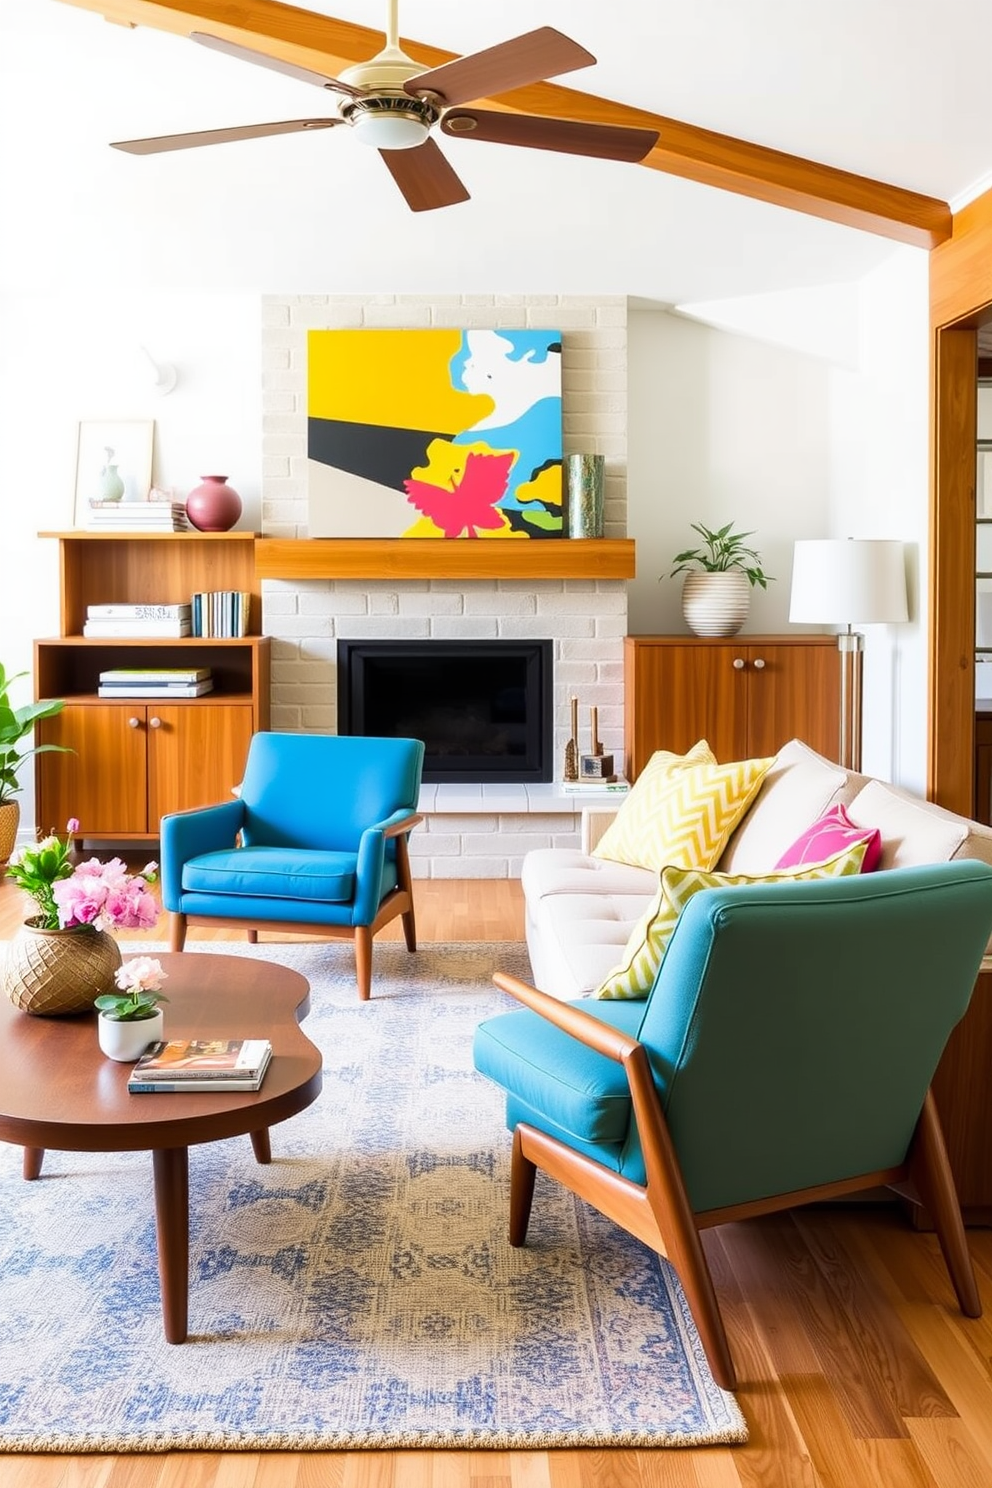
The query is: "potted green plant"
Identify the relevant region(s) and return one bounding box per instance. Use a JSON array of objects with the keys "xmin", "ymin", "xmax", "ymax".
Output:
[
  {"xmin": 0, "ymin": 662, "xmax": 69, "ymax": 864},
  {"xmin": 0, "ymin": 663, "xmax": 70, "ymax": 863},
  {"xmin": 666, "ymin": 522, "xmax": 773, "ymax": 636}
]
